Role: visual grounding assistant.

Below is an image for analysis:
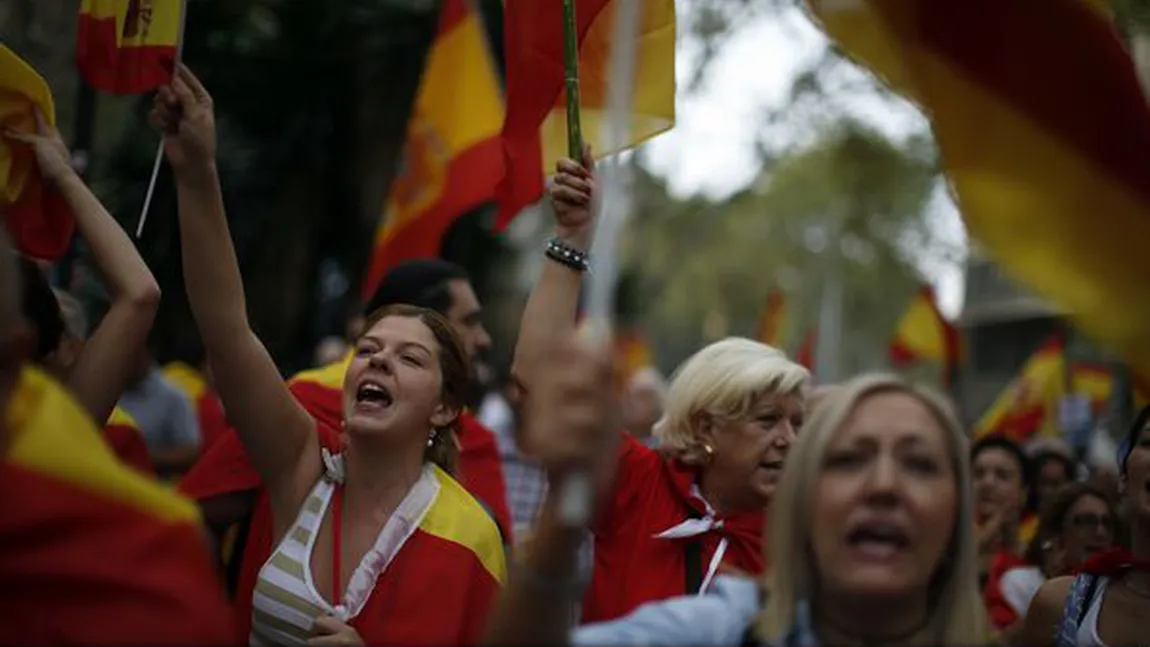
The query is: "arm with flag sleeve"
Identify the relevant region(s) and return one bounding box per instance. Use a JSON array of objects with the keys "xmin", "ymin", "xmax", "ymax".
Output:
[{"xmin": 5, "ymin": 109, "xmax": 161, "ymax": 427}]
